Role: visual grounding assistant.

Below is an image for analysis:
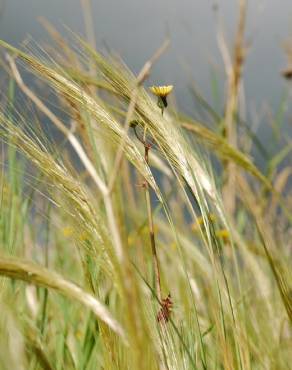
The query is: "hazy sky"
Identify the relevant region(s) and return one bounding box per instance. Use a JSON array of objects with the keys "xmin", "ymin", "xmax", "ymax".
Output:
[{"xmin": 0, "ymin": 0, "xmax": 291, "ymax": 119}]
